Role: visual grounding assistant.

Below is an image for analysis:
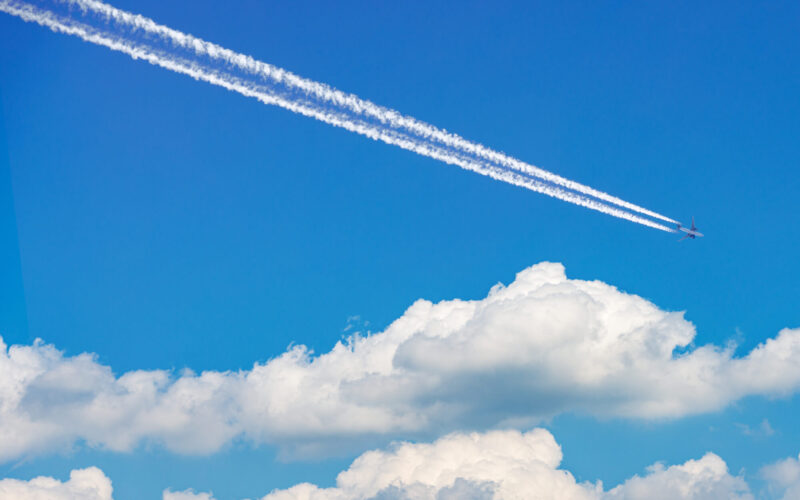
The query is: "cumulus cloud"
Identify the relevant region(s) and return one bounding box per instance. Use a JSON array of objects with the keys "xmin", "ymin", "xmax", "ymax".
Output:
[
  {"xmin": 259, "ymin": 429, "xmax": 599, "ymax": 500},
  {"xmin": 261, "ymin": 428, "xmax": 754, "ymax": 500},
  {"xmin": 0, "ymin": 467, "xmax": 112, "ymax": 500},
  {"xmin": 7, "ymin": 430, "xmax": 795, "ymax": 499},
  {"xmin": 604, "ymin": 453, "xmax": 752, "ymax": 500},
  {"xmin": 0, "ymin": 471, "xmax": 217, "ymax": 500},
  {"xmin": 761, "ymin": 453, "xmax": 800, "ymax": 500},
  {"xmin": 162, "ymin": 489, "xmax": 217, "ymax": 500},
  {"xmin": 2, "ymin": 262, "xmax": 800, "ymax": 460}
]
